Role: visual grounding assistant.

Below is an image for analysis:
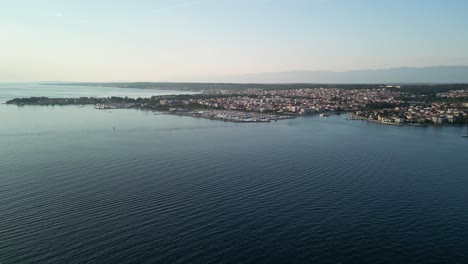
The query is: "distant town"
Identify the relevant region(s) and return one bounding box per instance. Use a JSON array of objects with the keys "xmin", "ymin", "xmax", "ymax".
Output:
[{"xmin": 6, "ymin": 83, "xmax": 468, "ymax": 124}]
